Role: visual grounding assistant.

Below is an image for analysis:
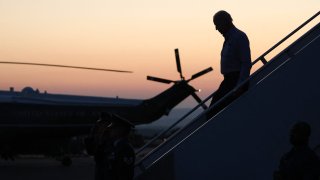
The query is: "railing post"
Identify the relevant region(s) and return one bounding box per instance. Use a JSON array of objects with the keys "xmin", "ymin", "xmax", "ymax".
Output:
[{"xmin": 260, "ymin": 57, "xmax": 268, "ymax": 64}]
